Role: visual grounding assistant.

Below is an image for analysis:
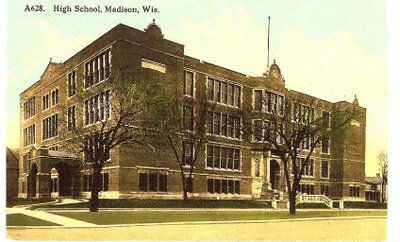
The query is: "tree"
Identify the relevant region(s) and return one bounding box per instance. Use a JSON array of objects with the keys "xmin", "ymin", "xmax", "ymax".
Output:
[
  {"xmin": 142, "ymin": 72, "xmax": 214, "ymax": 201},
  {"xmin": 60, "ymin": 71, "xmax": 153, "ymax": 212},
  {"xmin": 378, "ymin": 150, "xmax": 388, "ymax": 203},
  {"xmin": 251, "ymin": 90, "xmax": 362, "ymax": 214}
]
